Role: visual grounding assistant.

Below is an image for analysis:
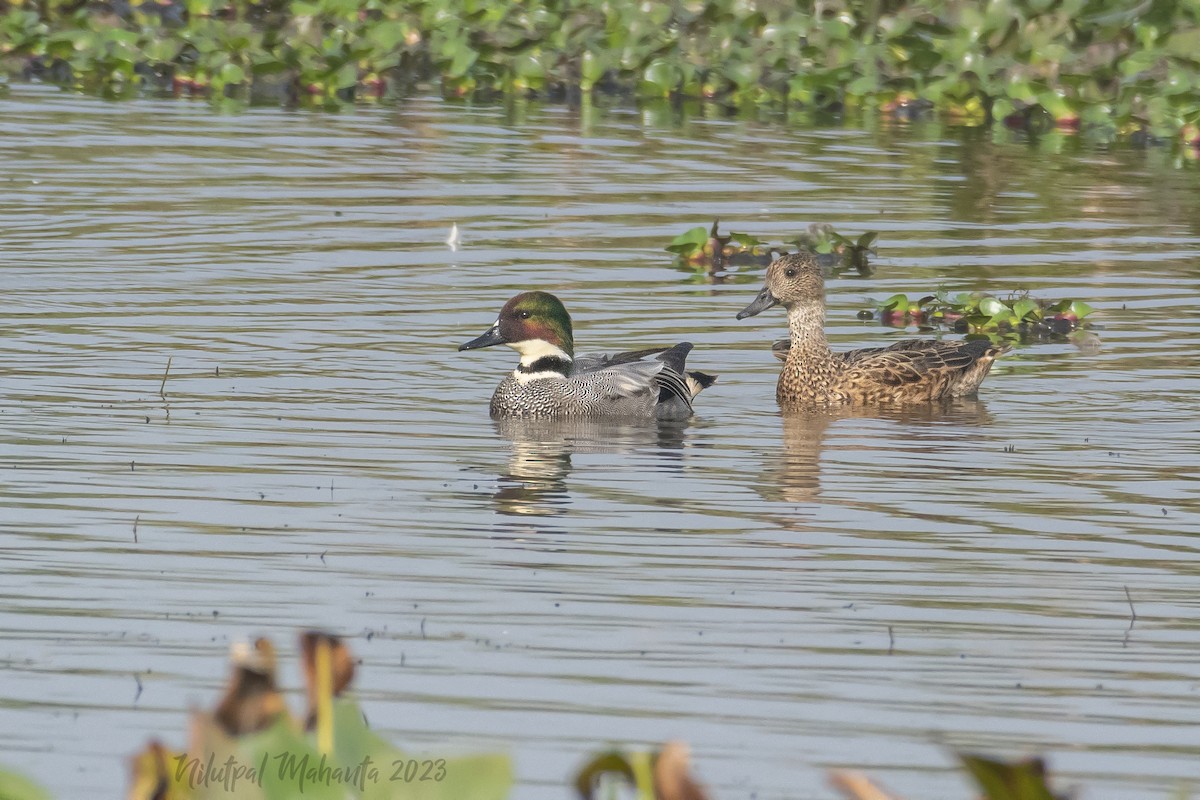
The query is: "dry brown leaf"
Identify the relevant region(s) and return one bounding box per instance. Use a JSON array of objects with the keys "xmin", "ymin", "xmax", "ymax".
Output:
[
  {"xmin": 212, "ymin": 637, "xmax": 288, "ymax": 736},
  {"xmin": 828, "ymin": 769, "xmax": 904, "ymax": 800},
  {"xmin": 653, "ymin": 741, "xmax": 710, "ymax": 800}
]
